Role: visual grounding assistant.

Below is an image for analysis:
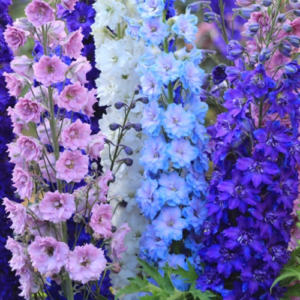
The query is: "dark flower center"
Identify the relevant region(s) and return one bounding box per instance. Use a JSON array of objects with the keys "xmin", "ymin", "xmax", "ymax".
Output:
[
  {"xmin": 283, "ymin": 183, "xmax": 292, "ymax": 195},
  {"xmin": 277, "ymin": 96, "xmax": 287, "ymax": 106},
  {"xmin": 253, "ymin": 269, "xmax": 267, "ymax": 282},
  {"xmin": 232, "ymin": 98, "xmax": 244, "ymax": 108},
  {"xmin": 79, "ymin": 16, "xmax": 87, "ymax": 23},
  {"xmin": 237, "ymin": 230, "xmax": 253, "ymax": 245},
  {"xmin": 250, "ymin": 162, "xmax": 263, "ymax": 173},
  {"xmin": 46, "ymin": 246, "xmax": 54, "ymax": 256},
  {"xmin": 266, "ymin": 136, "xmax": 278, "ymax": 147},
  {"xmin": 234, "ymin": 185, "xmax": 246, "ymax": 198},
  {"xmin": 81, "ymin": 259, "xmax": 90, "ymax": 267},
  {"xmin": 251, "ymin": 75, "xmax": 265, "ymax": 88},
  {"xmin": 47, "ymin": 65, "xmax": 55, "ymax": 74},
  {"xmin": 168, "ymin": 221, "xmax": 174, "ymax": 227},
  {"xmin": 265, "ymin": 212, "xmax": 277, "ymax": 224},
  {"xmin": 219, "ymin": 247, "xmax": 235, "ymax": 261}
]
